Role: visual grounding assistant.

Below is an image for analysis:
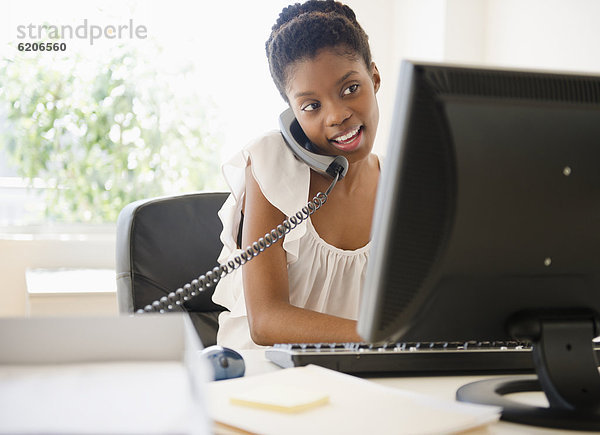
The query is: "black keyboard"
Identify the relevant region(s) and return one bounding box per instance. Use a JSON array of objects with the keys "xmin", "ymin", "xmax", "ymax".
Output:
[{"xmin": 266, "ymin": 341, "xmax": 600, "ymax": 376}]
